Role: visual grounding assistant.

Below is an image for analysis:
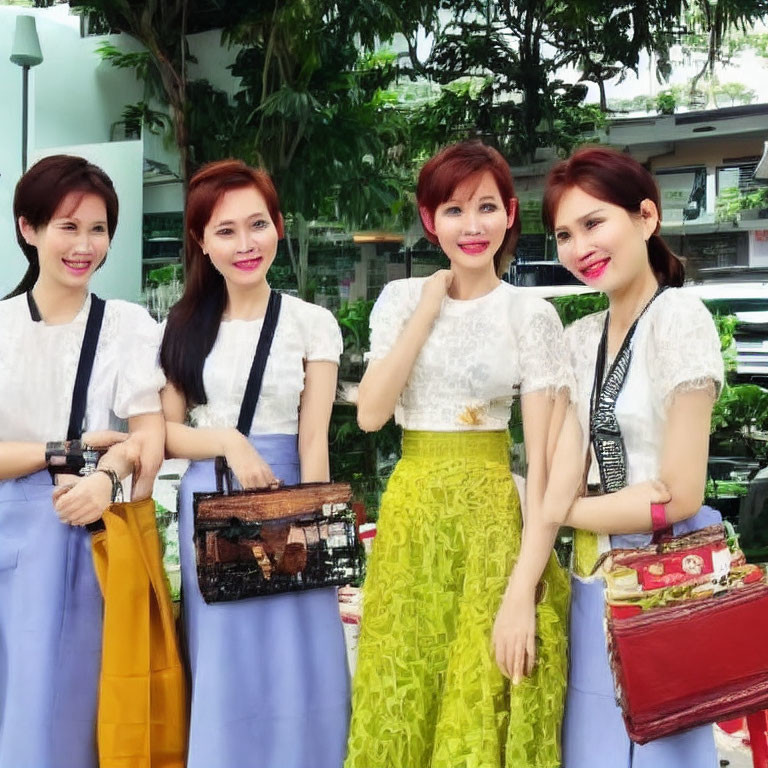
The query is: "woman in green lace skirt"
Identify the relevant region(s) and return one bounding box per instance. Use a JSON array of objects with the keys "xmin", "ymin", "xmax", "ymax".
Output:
[{"xmin": 344, "ymin": 141, "xmax": 571, "ymax": 768}]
